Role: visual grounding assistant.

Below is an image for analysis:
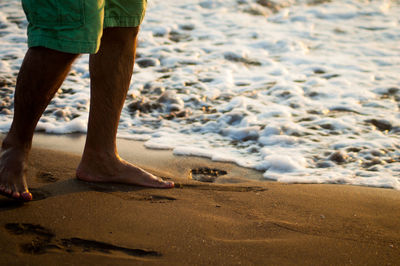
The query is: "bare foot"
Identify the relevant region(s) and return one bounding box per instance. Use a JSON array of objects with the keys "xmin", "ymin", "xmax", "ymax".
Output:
[
  {"xmin": 0, "ymin": 146, "xmax": 33, "ymax": 201},
  {"xmin": 76, "ymin": 151, "xmax": 174, "ymax": 188}
]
